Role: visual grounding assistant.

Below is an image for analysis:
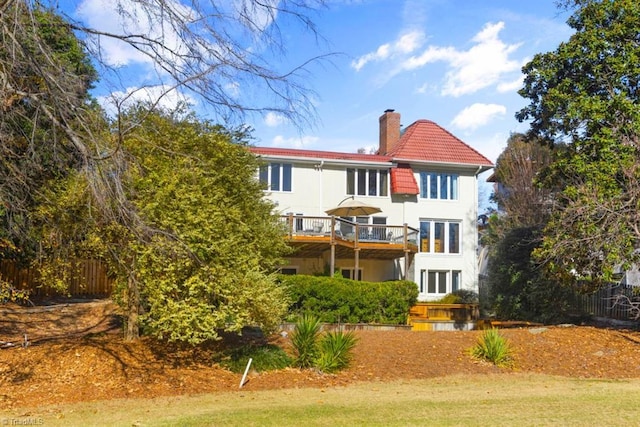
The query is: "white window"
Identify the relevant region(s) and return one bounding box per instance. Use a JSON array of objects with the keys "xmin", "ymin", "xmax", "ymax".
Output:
[
  {"xmin": 419, "ymin": 270, "xmax": 461, "ymax": 295},
  {"xmin": 419, "ymin": 220, "xmax": 461, "ymax": 254},
  {"xmin": 347, "ymin": 168, "xmax": 388, "ymax": 196},
  {"xmin": 419, "ymin": 172, "xmax": 458, "ymax": 200},
  {"xmin": 279, "ymin": 267, "xmax": 298, "ymax": 275},
  {"xmin": 259, "ymin": 162, "xmax": 292, "ymax": 192}
]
